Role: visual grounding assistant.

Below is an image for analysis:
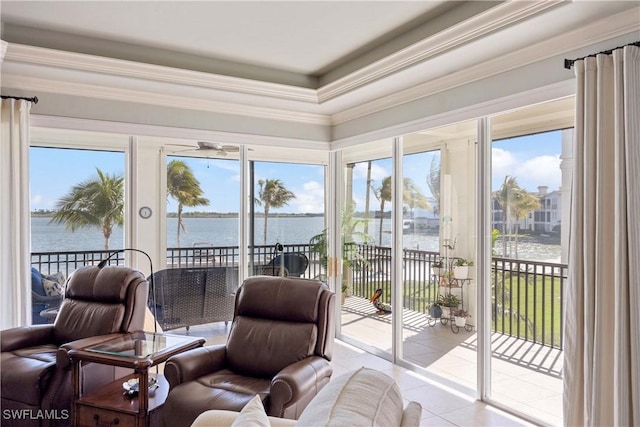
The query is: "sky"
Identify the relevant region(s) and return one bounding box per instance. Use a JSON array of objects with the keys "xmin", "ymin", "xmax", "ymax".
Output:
[{"xmin": 29, "ymin": 130, "xmax": 562, "ymax": 214}]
